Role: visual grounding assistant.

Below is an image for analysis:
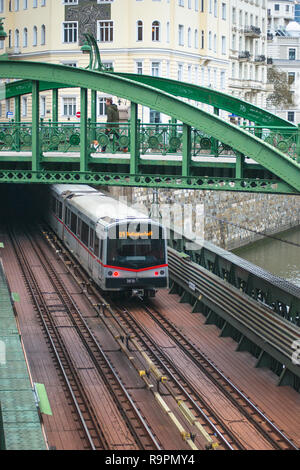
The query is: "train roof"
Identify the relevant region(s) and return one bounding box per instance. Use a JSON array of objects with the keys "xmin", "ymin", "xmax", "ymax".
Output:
[
  {"xmin": 70, "ymin": 194, "xmax": 150, "ymax": 226},
  {"xmin": 50, "ymin": 184, "xmax": 99, "ymax": 197},
  {"xmin": 51, "ymin": 184, "xmax": 150, "ymax": 227}
]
